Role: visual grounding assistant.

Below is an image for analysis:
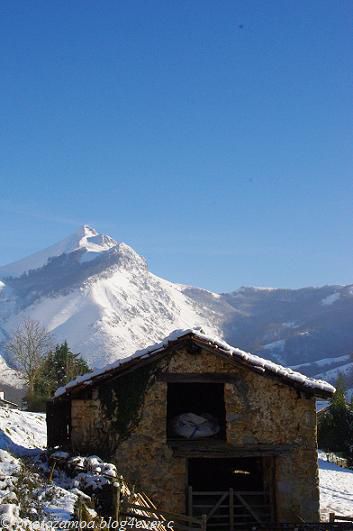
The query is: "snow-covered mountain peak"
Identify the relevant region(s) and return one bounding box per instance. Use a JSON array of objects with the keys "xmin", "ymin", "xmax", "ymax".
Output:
[
  {"xmin": 1, "ymin": 227, "xmax": 353, "ymax": 384},
  {"xmin": 74, "ymin": 225, "xmax": 118, "ymax": 253},
  {"xmin": 0, "ymin": 227, "xmax": 224, "ymax": 368},
  {"xmin": 77, "ymin": 224, "xmax": 98, "ymax": 237},
  {"xmin": 0, "ymin": 225, "xmax": 118, "ymax": 279}
]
